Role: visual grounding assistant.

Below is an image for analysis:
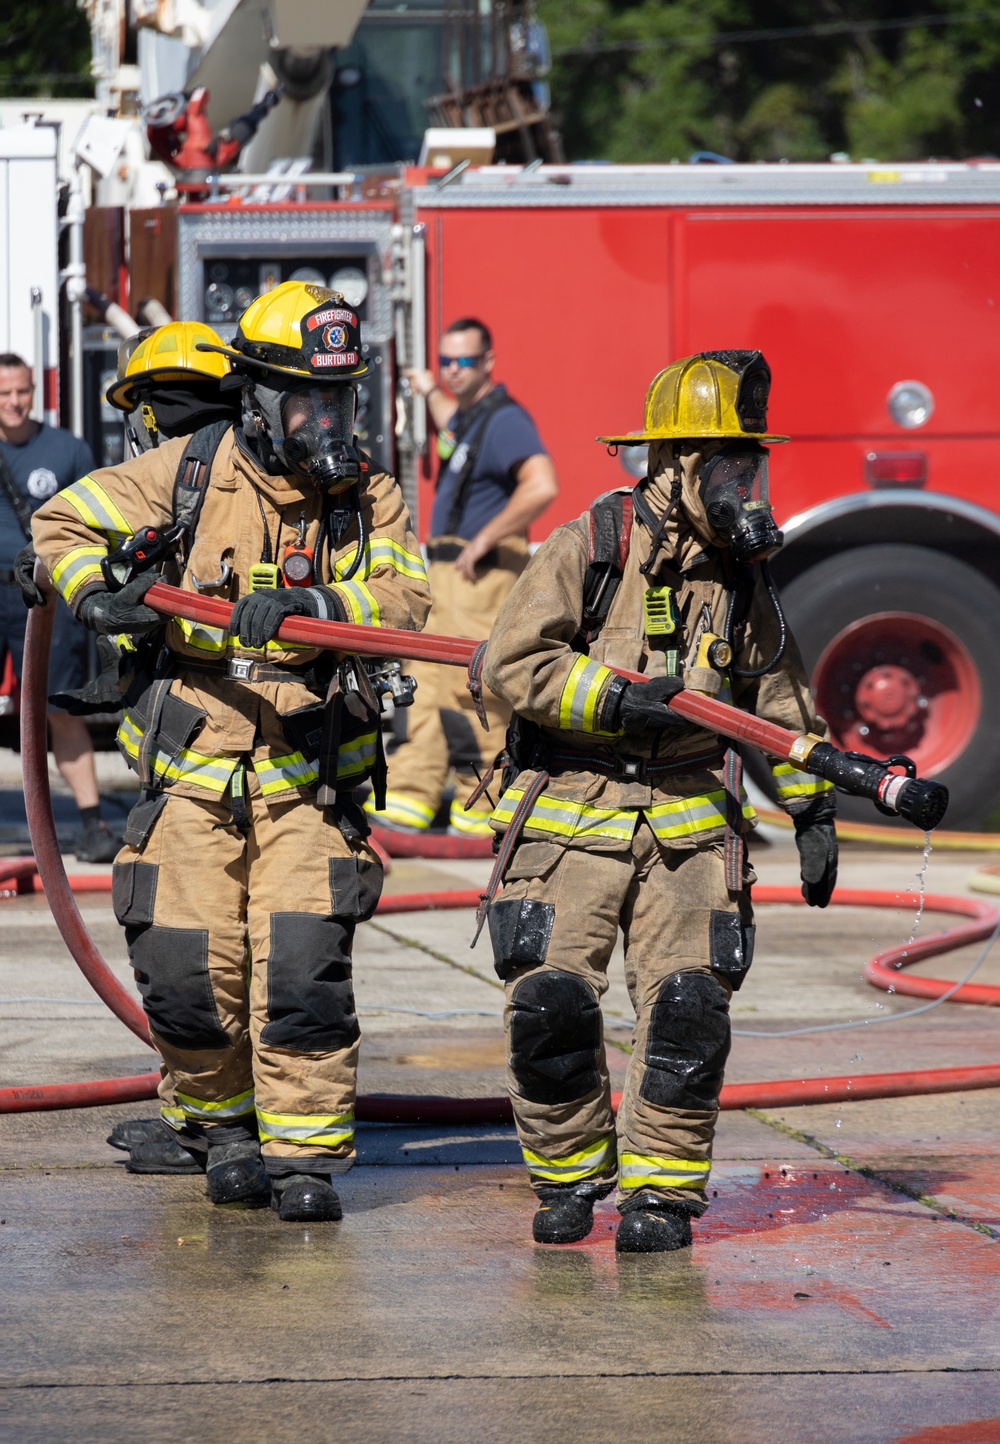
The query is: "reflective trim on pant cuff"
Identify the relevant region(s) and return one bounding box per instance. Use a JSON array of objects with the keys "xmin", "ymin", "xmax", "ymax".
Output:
[
  {"xmin": 448, "ymin": 800, "xmax": 494, "ymax": 837},
  {"xmin": 366, "ymin": 790, "xmax": 436, "ymax": 829},
  {"xmin": 618, "ymin": 1152, "xmax": 711, "ymax": 1190},
  {"xmin": 522, "ymin": 1134, "xmax": 616, "ymax": 1184},
  {"xmin": 256, "ymin": 1108, "xmax": 356, "ymax": 1149},
  {"xmin": 166, "ymin": 1088, "xmax": 256, "ymax": 1127}
]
